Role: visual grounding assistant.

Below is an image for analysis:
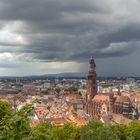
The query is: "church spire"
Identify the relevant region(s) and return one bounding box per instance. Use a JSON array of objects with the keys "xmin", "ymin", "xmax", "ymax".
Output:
[
  {"xmin": 88, "ymin": 55, "xmax": 96, "ymax": 75},
  {"xmin": 85, "ymin": 56, "xmax": 97, "ymax": 114},
  {"xmin": 87, "ymin": 56, "xmax": 97, "ymax": 97}
]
